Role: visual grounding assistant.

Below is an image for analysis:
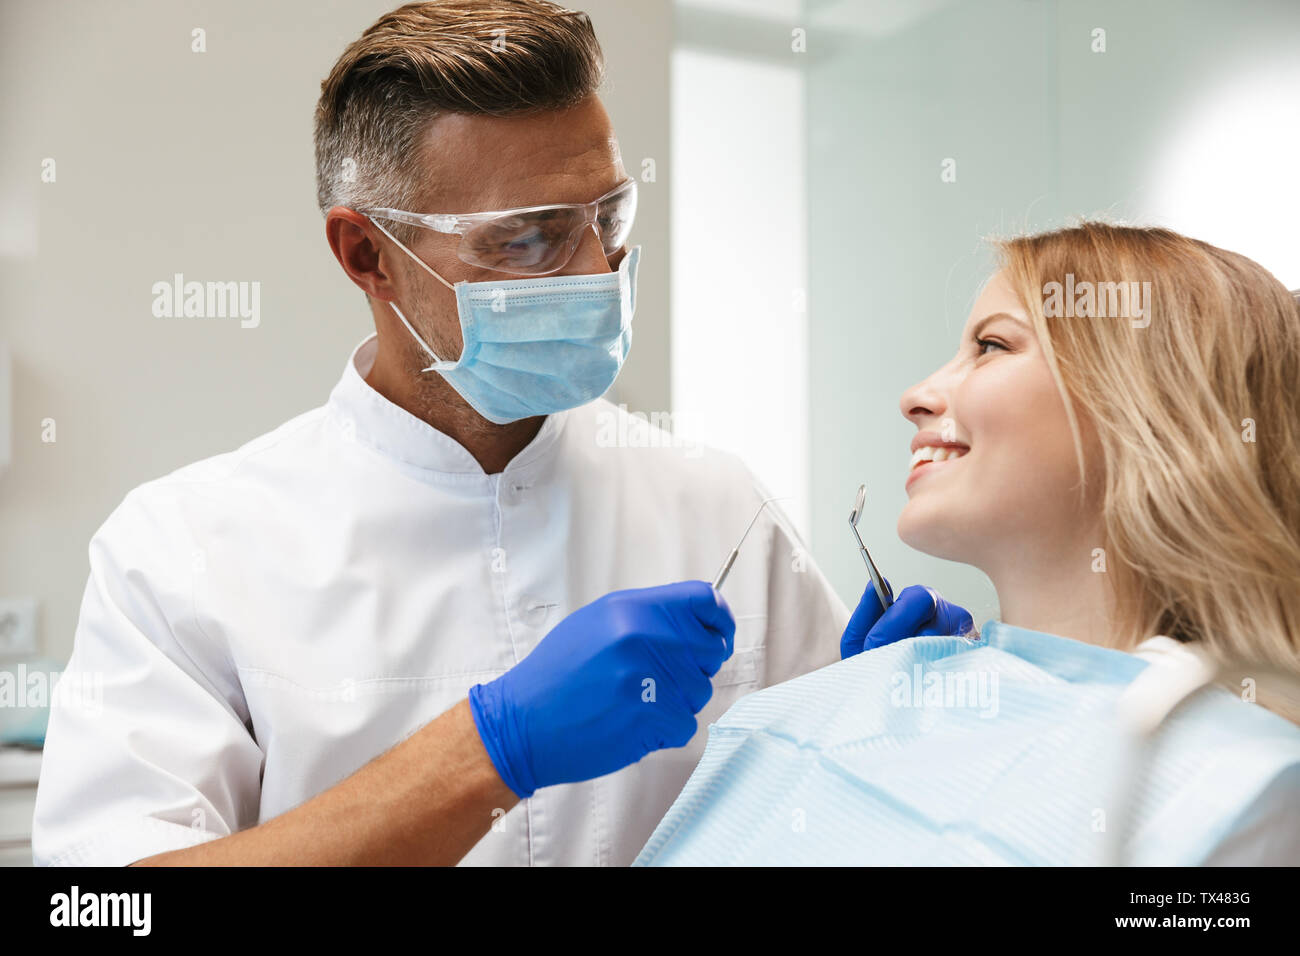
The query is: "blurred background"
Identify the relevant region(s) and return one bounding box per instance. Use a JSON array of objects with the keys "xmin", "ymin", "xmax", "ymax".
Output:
[{"xmin": 1, "ymin": 0, "xmax": 1298, "ymax": 862}]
